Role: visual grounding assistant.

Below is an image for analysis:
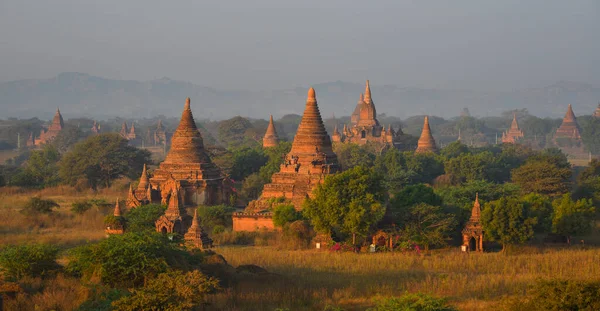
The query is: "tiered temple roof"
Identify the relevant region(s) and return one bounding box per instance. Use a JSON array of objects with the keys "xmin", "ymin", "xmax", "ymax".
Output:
[
  {"xmin": 247, "ymin": 88, "xmax": 339, "ymax": 210},
  {"xmin": 147, "ymin": 97, "xmax": 230, "ymax": 208},
  {"xmin": 554, "ymin": 104, "xmax": 581, "ymax": 140},
  {"xmin": 184, "ymin": 209, "xmax": 213, "ymax": 249},
  {"xmin": 262, "ymin": 115, "xmax": 279, "ymax": 148},
  {"xmin": 415, "ymin": 116, "xmax": 437, "ymax": 153},
  {"xmin": 501, "ymin": 113, "xmax": 524, "ymax": 144},
  {"xmin": 27, "ymin": 108, "xmax": 64, "ymax": 147}
]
